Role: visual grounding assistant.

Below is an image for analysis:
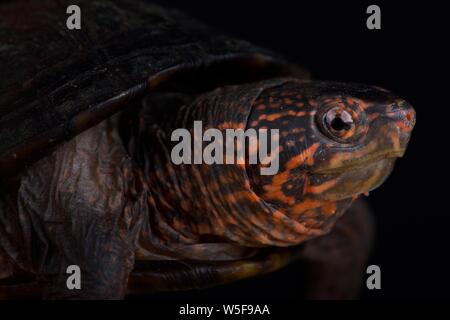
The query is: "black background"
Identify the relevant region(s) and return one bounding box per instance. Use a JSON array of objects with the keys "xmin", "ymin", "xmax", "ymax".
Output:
[{"xmin": 139, "ymin": 0, "xmax": 449, "ymax": 301}]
